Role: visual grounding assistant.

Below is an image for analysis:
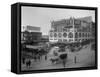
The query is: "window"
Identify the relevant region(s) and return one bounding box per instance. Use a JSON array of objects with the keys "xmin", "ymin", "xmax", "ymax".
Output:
[
  {"xmin": 63, "ymin": 33, "xmax": 67, "ymax": 37},
  {"xmin": 75, "ymin": 32, "xmax": 78, "ymax": 38},
  {"xmin": 66, "ymin": 20, "xmax": 71, "ymax": 25},
  {"xmin": 50, "ymin": 33, "xmax": 53, "ymax": 37},
  {"xmin": 57, "ymin": 27, "xmax": 62, "ymax": 32},
  {"xmin": 88, "ymin": 33, "xmax": 91, "ymax": 37},
  {"xmin": 58, "ymin": 39, "xmax": 62, "ymax": 42},
  {"xmin": 50, "ymin": 39, "xmax": 53, "ymax": 40},
  {"xmin": 74, "ymin": 19, "xmax": 81, "ymax": 27},
  {"xmin": 85, "ymin": 33, "xmax": 87, "ymax": 37},
  {"xmin": 54, "ymin": 27, "xmax": 57, "ymax": 32},
  {"xmin": 58, "ymin": 33, "xmax": 62, "ymax": 38},
  {"xmin": 79, "ymin": 33, "xmax": 81, "ymax": 38},
  {"xmin": 68, "ymin": 32, "xmax": 73, "ymax": 38},
  {"xmin": 63, "ymin": 39, "xmax": 67, "ymax": 42},
  {"xmin": 82, "ymin": 33, "xmax": 84, "ymax": 37},
  {"xmin": 54, "ymin": 33, "xmax": 57, "ymax": 37},
  {"xmin": 63, "ymin": 28, "xmax": 67, "ymax": 32},
  {"xmin": 75, "ymin": 39, "xmax": 78, "ymax": 41},
  {"xmin": 88, "ymin": 33, "xmax": 89, "ymax": 37},
  {"xmin": 79, "ymin": 39, "xmax": 81, "ymax": 42},
  {"xmin": 69, "ymin": 39, "xmax": 73, "ymax": 42}
]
